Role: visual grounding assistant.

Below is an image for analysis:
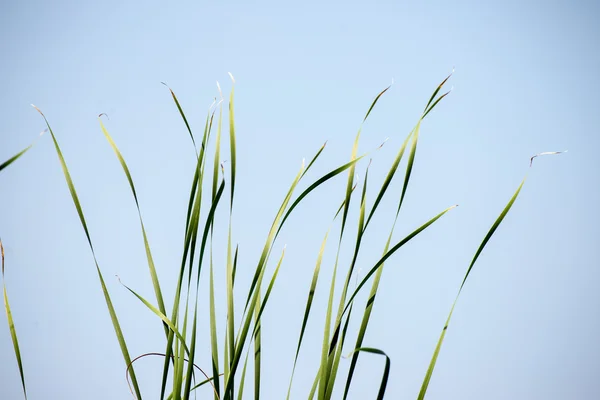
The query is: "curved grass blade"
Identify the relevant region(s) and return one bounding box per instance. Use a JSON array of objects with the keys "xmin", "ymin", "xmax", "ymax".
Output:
[
  {"xmin": 276, "ymin": 155, "xmax": 366, "ymax": 238},
  {"xmin": 417, "ymin": 179, "xmax": 525, "ymax": 399},
  {"xmin": 346, "ymin": 348, "xmax": 390, "ymax": 400},
  {"xmin": 98, "ymin": 117, "xmax": 167, "ymax": 335},
  {"xmin": 162, "ymin": 83, "xmax": 198, "ymax": 155},
  {"xmin": 418, "ymin": 151, "xmax": 565, "ymax": 399},
  {"xmin": 32, "ymin": 105, "xmax": 143, "ymax": 399},
  {"xmin": 342, "ymin": 205, "xmax": 457, "ymax": 319},
  {"xmin": 344, "ymin": 74, "xmax": 452, "ymax": 397},
  {"xmin": 1, "ymin": 240, "xmax": 27, "ymax": 399},
  {"xmin": 322, "ymin": 164, "xmax": 370, "ymax": 399},
  {"xmin": 125, "ymin": 352, "xmax": 219, "ymax": 399},
  {"xmin": 118, "ymin": 277, "xmax": 191, "ymax": 355}
]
